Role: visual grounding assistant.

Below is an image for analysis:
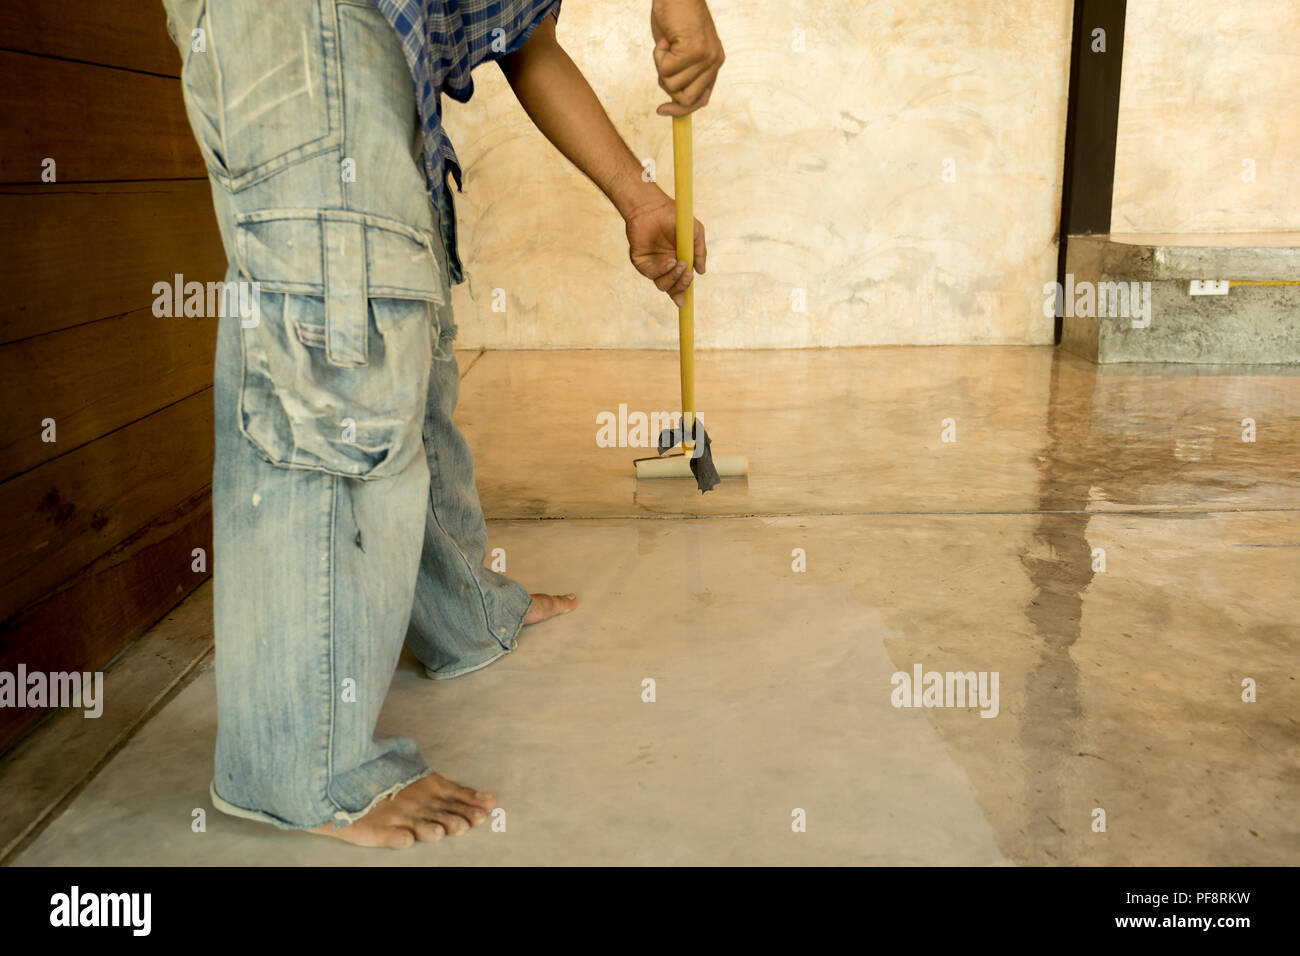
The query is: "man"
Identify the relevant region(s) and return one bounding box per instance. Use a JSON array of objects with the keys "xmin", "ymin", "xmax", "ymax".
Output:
[{"xmin": 161, "ymin": 0, "xmax": 723, "ymax": 849}]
